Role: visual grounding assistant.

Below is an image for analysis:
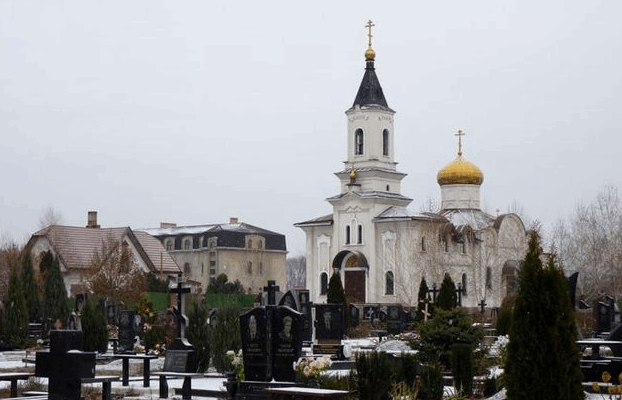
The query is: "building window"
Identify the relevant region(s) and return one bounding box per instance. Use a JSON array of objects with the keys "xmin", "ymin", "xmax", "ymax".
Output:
[
  {"xmin": 208, "ymin": 237, "xmax": 217, "ymax": 248},
  {"xmin": 382, "ymin": 129, "xmax": 389, "ymax": 156},
  {"xmin": 202, "ymin": 237, "xmax": 207, "ymax": 248},
  {"xmin": 248, "ymin": 239, "xmax": 253, "ymax": 249},
  {"xmin": 247, "ymin": 261, "xmax": 252, "ymax": 274},
  {"xmin": 184, "ymin": 263, "xmax": 190, "ymax": 273},
  {"xmin": 320, "ymin": 272, "xmax": 328, "ymax": 295},
  {"xmin": 462, "ymin": 273, "xmax": 468, "ymax": 296},
  {"xmin": 421, "ymin": 237, "xmax": 426, "ymax": 252},
  {"xmin": 258, "ymin": 241, "xmax": 263, "ymax": 250},
  {"xmin": 165, "ymin": 239, "xmax": 173, "ymax": 251},
  {"xmin": 259, "ymin": 262, "xmax": 263, "ymax": 275},
  {"xmin": 385, "ymin": 271, "xmax": 394, "ymax": 295},
  {"xmin": 210, "ymin": 268, "xmax": 216, "ymax": 275},
  {"xmin": 461, "ymin": 241, "xmax": 466, "ymax": 254},
  {"xmin": 444, "ymin": 239, "xmax": 449, "ymax": 252},
  {"xmin": 201, "ymin": 263, "xmax": 204, "ymax": 274},
  {"xmin": 210, "ymin": 260, "xmax": 216, "ymax": 267},
  {"xmin": 346, "ymin": 225, "xmax": 351, "ymax": 244},
  {"xmin": 355, "ymin": 129, "xmax": 364, "ymax": 155},
  {"xmin": 184, "ymin": 238, "xmax": 192, "ymax": 250},
  {"xmin": 486, "ymin": 267, "xmax": 492, "ymax": 289},
  {"xmin": 357, "ymin": 224, "xmax": 363, "ymax": 244},
  {"xmin": 386, "ymin": 184, "xmax": 390, "ymax": 191},
  {"xmin": 209, "ymin": 251, "xmax": 216, "ymax": 258}
]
